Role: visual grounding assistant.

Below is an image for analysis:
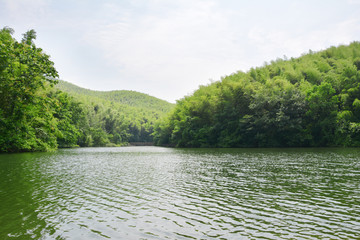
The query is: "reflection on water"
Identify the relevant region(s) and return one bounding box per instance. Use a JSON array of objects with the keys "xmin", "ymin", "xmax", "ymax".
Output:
[{"xmin": 0, "ymin": 147, "xmax": 360, "ymax": 239}]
